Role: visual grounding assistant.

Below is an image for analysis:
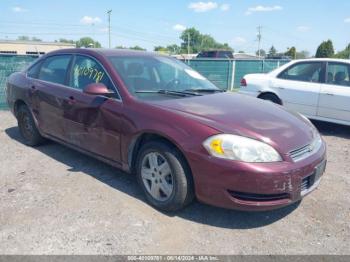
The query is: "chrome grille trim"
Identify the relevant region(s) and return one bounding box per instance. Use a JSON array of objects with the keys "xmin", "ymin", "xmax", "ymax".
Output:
[{"xmin": 289, "ymin": 143, "xmax": 313, "ymax": 162}]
